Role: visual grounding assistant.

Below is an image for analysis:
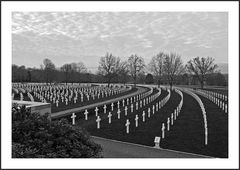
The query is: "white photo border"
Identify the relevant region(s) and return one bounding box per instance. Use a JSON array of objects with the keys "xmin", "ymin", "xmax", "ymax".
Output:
[{"xmin": 1, "ymin": 1, "xmax": 239, "ymax": 169}]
